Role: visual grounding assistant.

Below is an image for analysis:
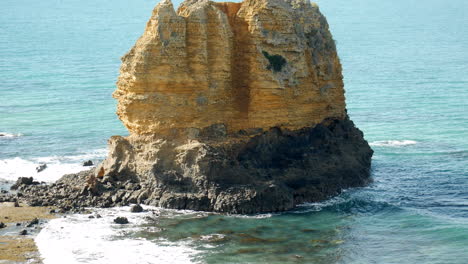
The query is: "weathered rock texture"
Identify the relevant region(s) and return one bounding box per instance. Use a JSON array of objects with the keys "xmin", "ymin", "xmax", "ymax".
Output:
[
  {"xmin": 17, "ymin": 0, "xmax": 373, "ymax": 214},
  {"xmin": 115, "ymin": 0, "xmax": 344, "ymax": 136}
]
